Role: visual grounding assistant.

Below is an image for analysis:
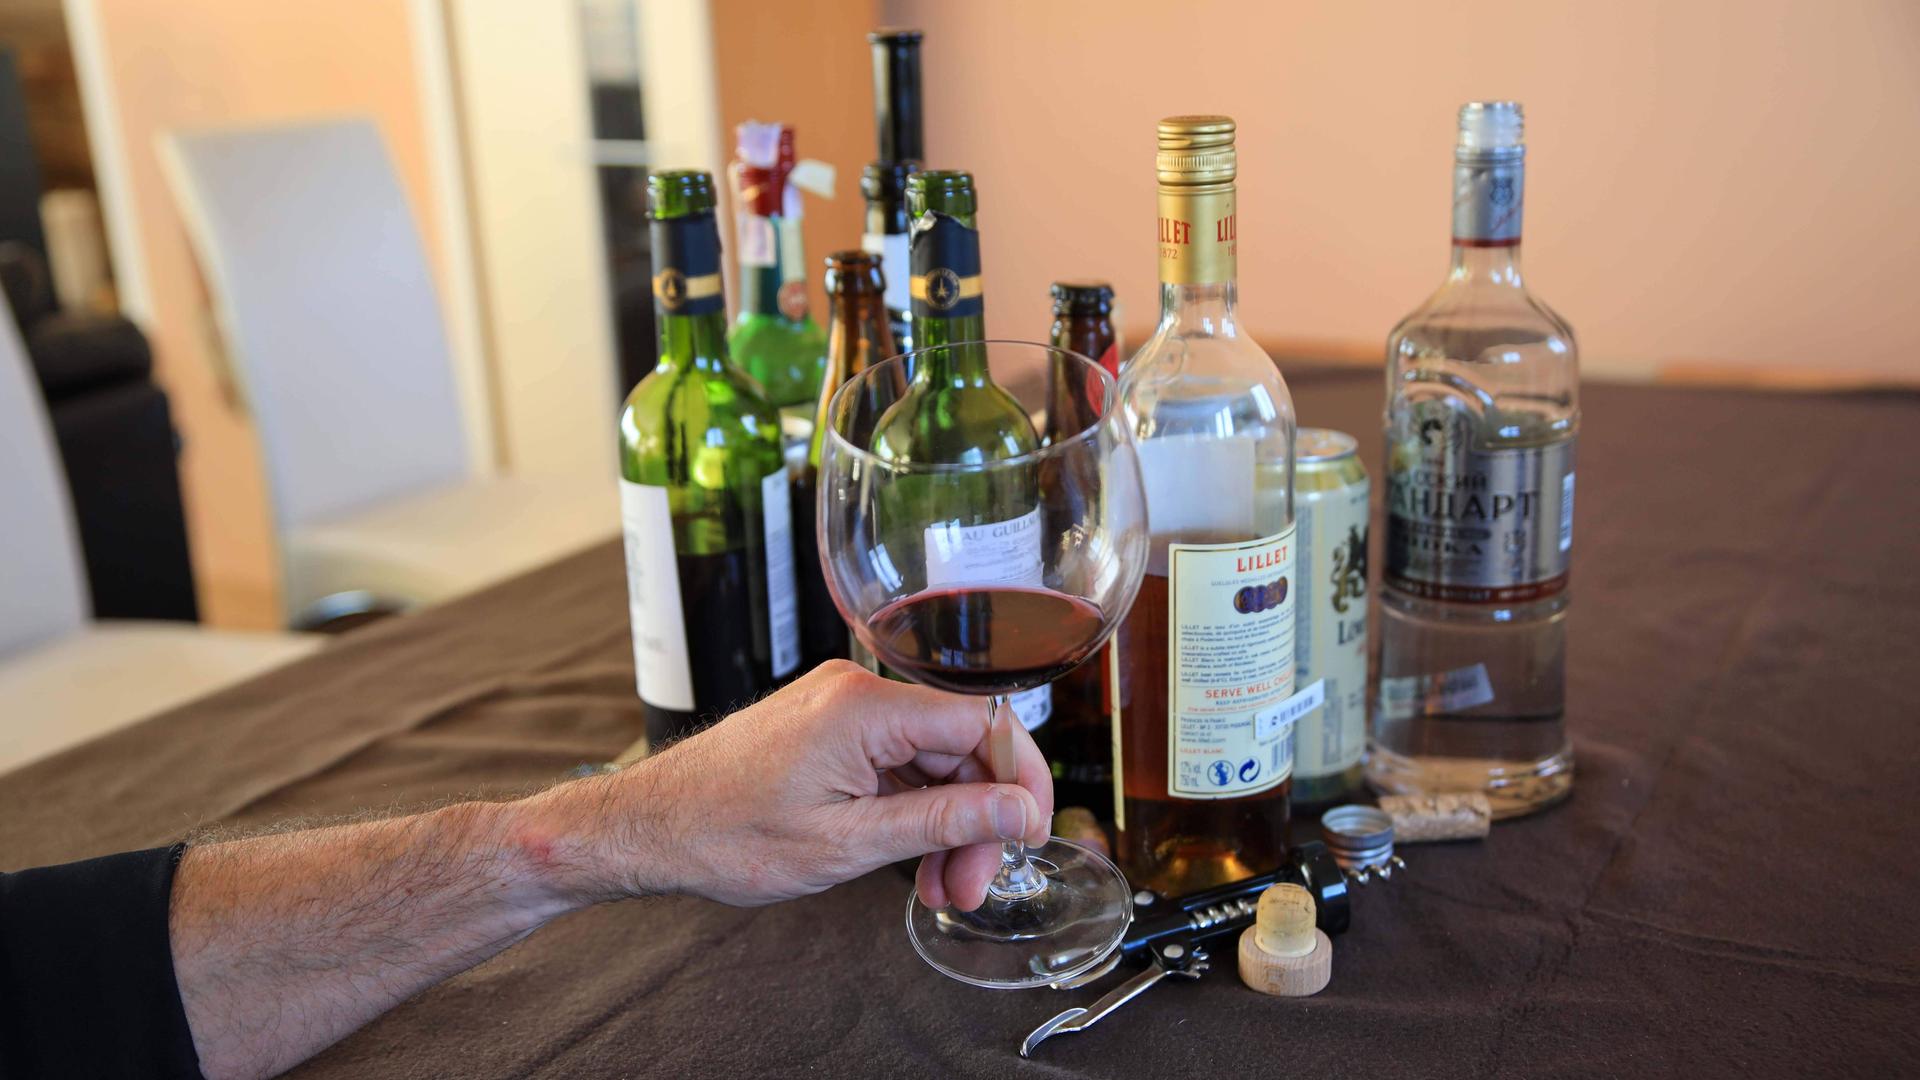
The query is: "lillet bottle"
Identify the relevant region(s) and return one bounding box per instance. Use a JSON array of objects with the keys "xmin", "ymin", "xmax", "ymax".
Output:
[
  {"xmin": 868, "ymin": 169, "xmax": 1051, "ymax": 732},
  {"xmin": 1369, "ymin": 102, "xmax": 1579, "ymax": 818},
  {"xmin": 1113, "ymin": 117, "xmax": 1299, "ymax": 896},
  {"xmin": 620, "ymin": 170, "xmax": 801, "ymax": 746}
]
